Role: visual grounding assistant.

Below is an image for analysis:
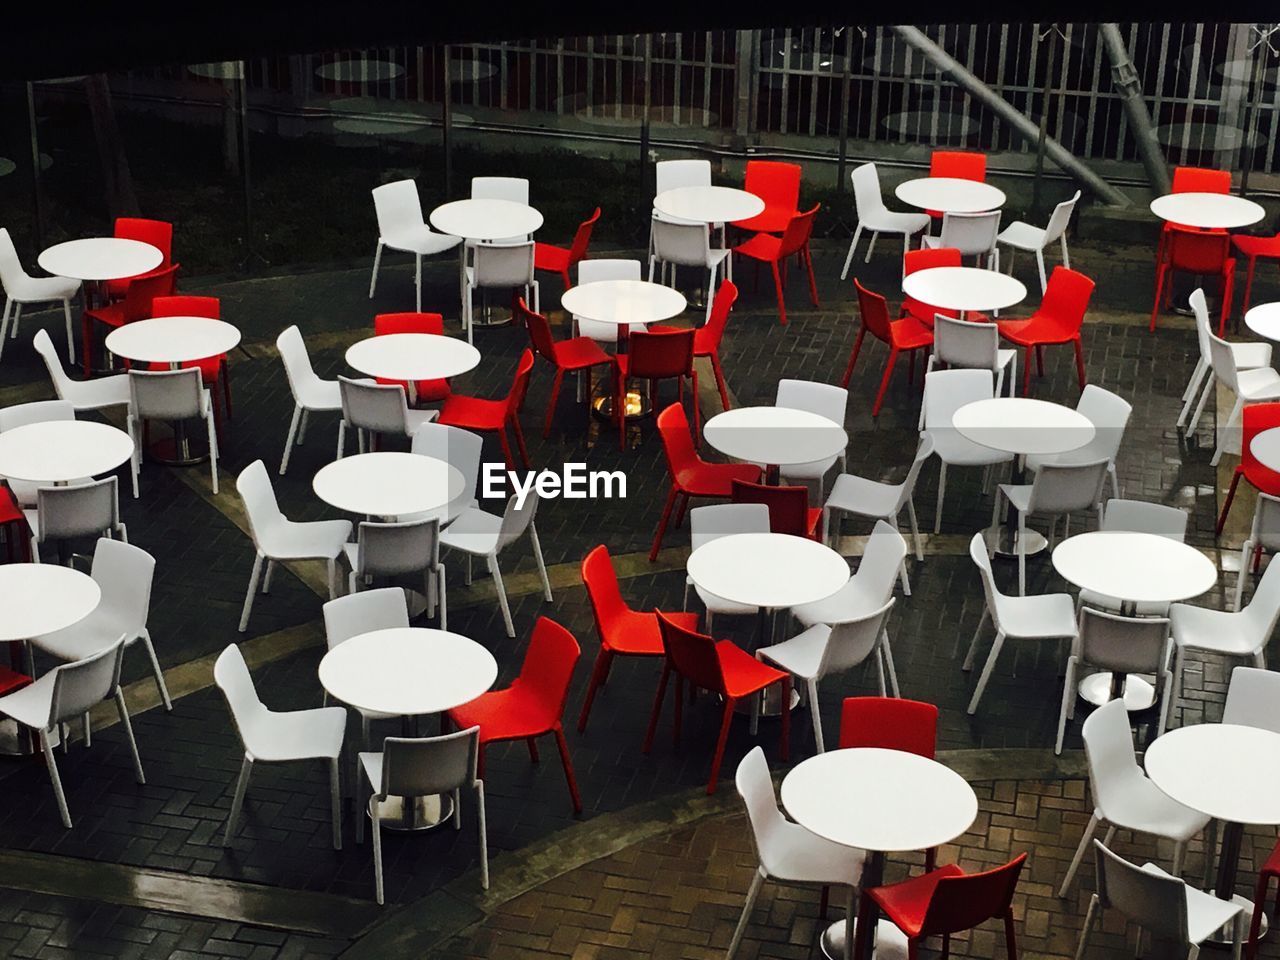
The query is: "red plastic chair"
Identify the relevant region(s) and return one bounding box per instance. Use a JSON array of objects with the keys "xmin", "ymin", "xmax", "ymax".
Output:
[
  {"xmin": 0, "ymin": 485, "xmax": 31, "ymax": 563},
  {"xmin": 520, "ymin": 298, "xmax": 612, "ymax": 437},
  {"xmin": 448, "ymin": 616, "xmax": 583, "ymax": 815},
  {"xmin": 578, "ymin": 544, "xmax": 700, "ymax": 732},
  {"xmin": 82, "ymin": 266, "xmax": 179, "ymax": 375},
  {"xmin": 147, "ymin": 295, "xmax": 231, "ymax": 431},
  {"xmin": 734, "ymin": 160, "xmax": 802, "ymax": 234},
  {"xmin": 838, "ymin": 696, "xmax": 938, "ymax": 755},
  {"xmin": 694, "ymin": 280, "xmax": 739, "ymax": 411},
  {"xmin": 996, "ymin": 266, "xmax": 1094, "ymax": 395},
  {"xmin": 927, "ymin": 151, "xmax": 987, "ymax": 218},
  {"xmin": 372, "ymin": 312, "xmax": 452, "ymax": 403},
  {"xmin": 614, "ymin": 327, "xmax": 698, "ymax": 449},
  {"xmin": 645, "ymin": 612, "xmax": 791, "ymax": 795},
  {"xmin": 843, "ymin": 279, "xmax": 934, "ymax": 417},
  {"xmin": 734, "ymin": 205, "xmax": 820, "ymax": 327},
  {"xmin": 650, "ymin": 403, "xmax": 761, "ymax": 561},
  {"xmin": 438, "ymin": 349, "xmax": 534, "ymax": 470},
  {"xmin": 901, "ymin": 247, "xmax": 963, "ymax": 328},
  {"xmin": 106, "ymin": 217, "xmax": 176, "ymax": 300},
  {"xmin": 1156, "ymin": 167, "xmax": 1232, "ymax": 265},
  {"xmin": 534, "ymin": 207, "xmax": 600, "ymax": 291},
  {"xmin": 1152, "ymin": 227, "xmax": 1235, "ymax": 334},
  {"xmin": 730, "ymin": 479, "xmax": 822, "ymax": 541},
  {"xmin": 1234, "ymin": 232, "xmax": 1280, "ymax": 316},
  {"xmin": 1217, "ymin": 403, "xmax": 1280, "ymax": 537},
  {"xmin": 854, "ymin": 854, "xmax": 1027, "ymax": 960},
  {"xmin": 1248, "ymin": 839, "xmax": 1280, "ymax": 958}
]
